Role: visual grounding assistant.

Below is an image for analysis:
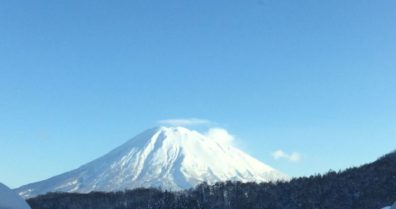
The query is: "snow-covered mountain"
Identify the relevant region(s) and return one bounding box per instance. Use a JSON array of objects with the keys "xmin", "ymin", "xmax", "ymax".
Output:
[
  {"xmin": 0, "ymin": 183, "xmax": 31, "ymax": 209},
  {"xmin": 16, "ymin": 126, "xmax": 288, "ymax": 198}
]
